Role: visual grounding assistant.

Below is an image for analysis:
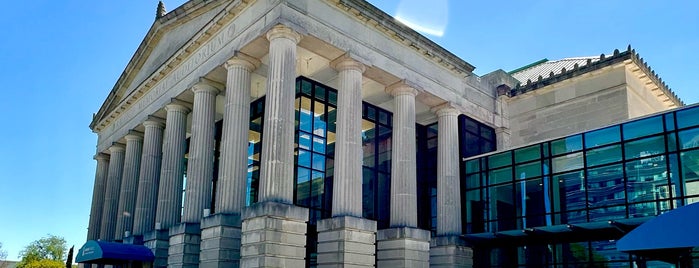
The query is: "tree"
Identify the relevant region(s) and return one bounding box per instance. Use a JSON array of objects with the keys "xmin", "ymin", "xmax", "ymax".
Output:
[
  {"xmin": 0, "ymin": 242, "xmax": 8, "ymax": 268},
  {"xmin": 17, "ymin": 235, "xmax": 67, "ymax": 268}
]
